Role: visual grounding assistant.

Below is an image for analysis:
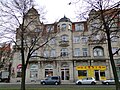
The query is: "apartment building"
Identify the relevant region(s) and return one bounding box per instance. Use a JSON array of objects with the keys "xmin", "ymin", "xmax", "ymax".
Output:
[
  {"xmin": 0, "ymin": 43, "xmax": 12, "ymax": 71},
  {"xmin": 11, "ymin": 7, "xmax": 120, "ymax": 83}
]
